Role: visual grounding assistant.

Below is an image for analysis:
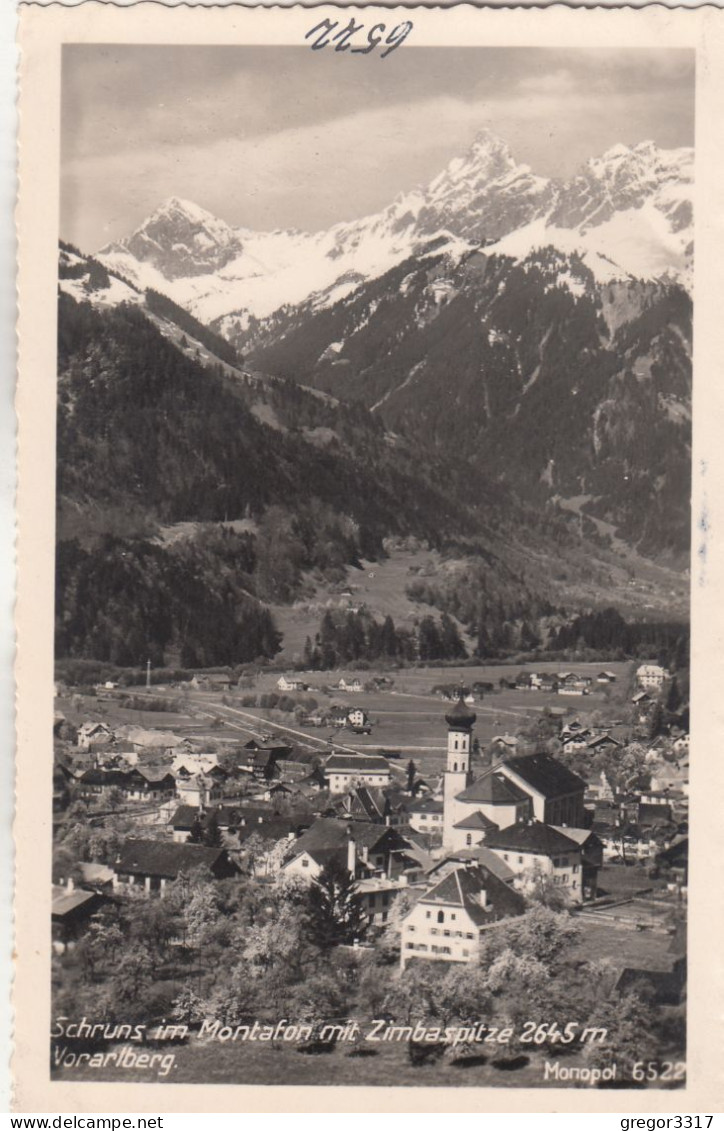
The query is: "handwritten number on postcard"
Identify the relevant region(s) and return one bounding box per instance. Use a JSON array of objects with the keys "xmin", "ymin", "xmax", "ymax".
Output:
[{"xmin": 305, "ymin": 19, "xmax": 413, "ymax": 58}]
